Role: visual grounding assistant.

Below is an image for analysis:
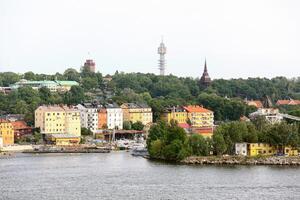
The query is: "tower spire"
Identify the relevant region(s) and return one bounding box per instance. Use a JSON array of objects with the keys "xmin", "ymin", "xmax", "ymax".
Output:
[
  {"xmin": 200, "ymin": 59, "xmax": 211, "ymax": 87},
  {"xmin": 157, "ymin": 37, "xmax": 166, "ymax": 76},
  {"xmin": 204, "ymin": 59, "xmax": 207, "ymax": 72}
]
